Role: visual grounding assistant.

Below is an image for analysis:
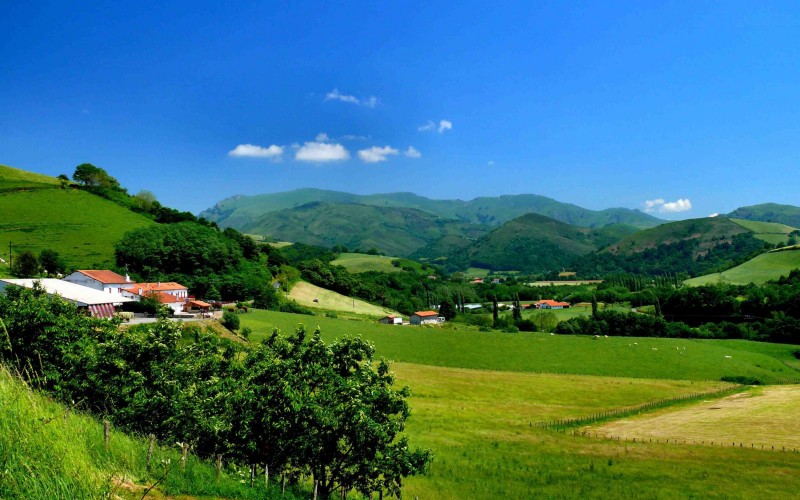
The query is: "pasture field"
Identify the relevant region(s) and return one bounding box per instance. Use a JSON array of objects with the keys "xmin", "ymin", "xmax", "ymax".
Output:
[
  {"xmin": 731, "ymin": 217, "xmax": 797, "ymax": 245},
  {"xmin": 0, "ymin": 163, "xmax": 61, "ymax": 190},
  {"xmin": 685, "ymin": 248, "xmax": 800, "ymax": 286},
  {"xmin": 288, "ymin": 281, "xmax": 397, "ymax": 316},
  {"xmin": 330, "ymin": 252, "xmax": 407, "ymax": 274},
  {"xmin": 0, "ymin": 365, "xmax": 294, "ymax": 499},
  {"xmin": 239, "ymin": 309, "xmax": 800, "ymax": 383},
  {"xmin": 393, "ymin": 363, "xmax": 800, "ymax": 499},
  {"xmin": 0, "ymin": 188, "xmax": 155, "ymax": 268},
  {"xmin": 590, "ymin": 385, "xmax": 800, "ymax": 450}
]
